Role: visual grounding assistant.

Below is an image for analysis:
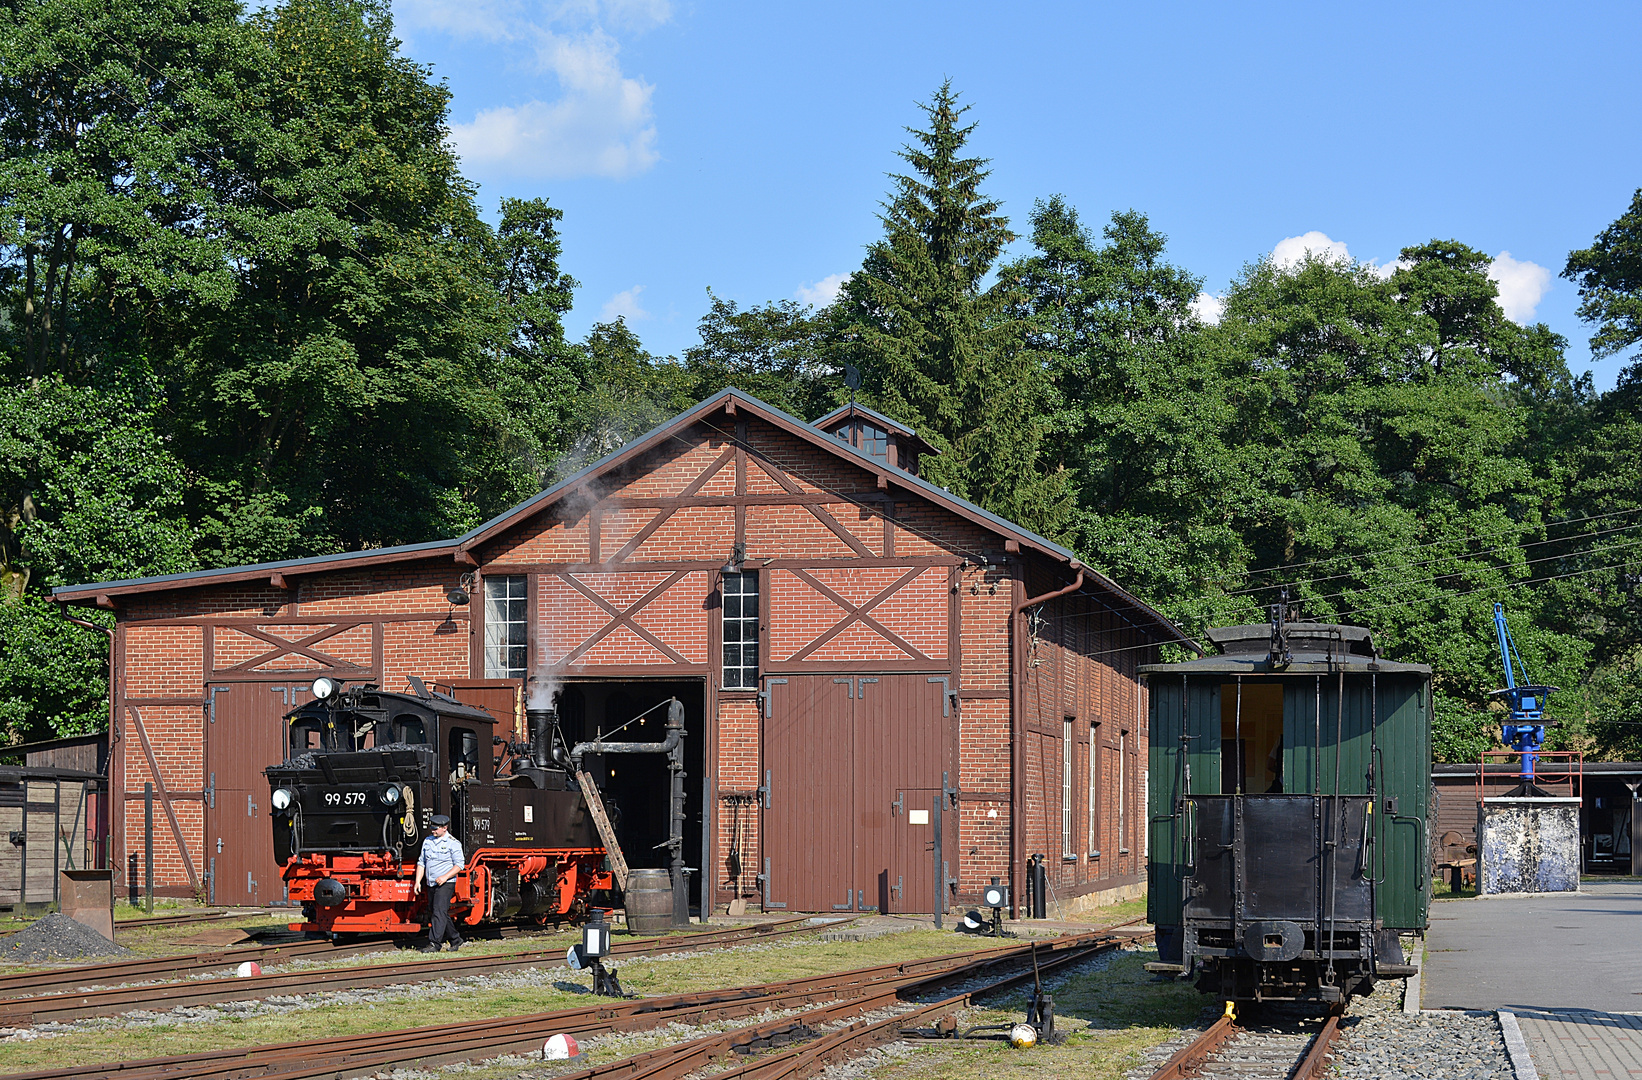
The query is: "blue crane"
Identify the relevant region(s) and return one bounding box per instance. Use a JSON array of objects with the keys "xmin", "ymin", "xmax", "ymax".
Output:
[{"xmin": 1491, "ymin": 602, "xmax": 1558, "ymax": 783}]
